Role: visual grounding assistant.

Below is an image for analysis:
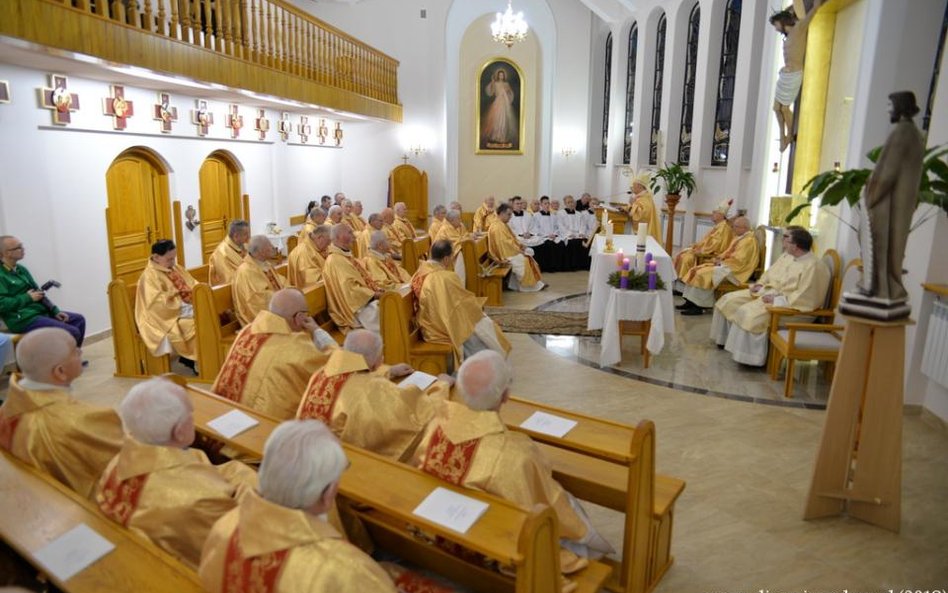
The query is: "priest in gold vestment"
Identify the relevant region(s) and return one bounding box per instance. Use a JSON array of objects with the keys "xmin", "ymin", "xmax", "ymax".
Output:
[
  {"xmin": 412, "ymin": 240, "xmax": 510, "ymax": 363},
  {"xmin": 472, "ymin": 196, "xmax": 498, "ymax": 233},
  {"xmin": 674, "ymin": 199, "xmax": 734, "ymax": 279},
  {"xmin": 135, "ymin": 239, "xmax": 199, "ymax": 365},
  {"xmin": 435, "ymin": 210, "xmax": 472, "ymax": 288},
  {"xmin": 711, "ymin": 226, "xmax": 831, "ymax": 366},
  {"xmin": 288, "ymin": 225, "xmax": 330, "ymax": 288},
  {"xmin": 198, "ymin": 420, "xmax": 399, "ymax": 593},
  {"xmin": 208, "ymin": 220, "xmax": 250, "ymax": 285},
  {"xmin": 364, "ymin": 231, "xmax": 412, "ymax": 291},
  {"xmin": 297, "ymin": 206, "xmax": 327, "ymax": 242},
  {"xmin": 627, "ymin": 171, "xmax": 662, "ymax": 244},
  {"xmin": 96, "ymin": 378, "xmax": 256, "ymax": 569},
  {"xmin": 342, "ymin": 199, "xmax": 366, "ymax": 232},
  {"xmin": 232, "ymin": 235, "xmax": 287, "ymax": 326},
  {"xmin": 488, "ymin": 203, "xmax": 545, "ymax": 292},
  {"xmin": 428, "ymin": 204, "xmax": 447, "ymax": 238},
  {"xmin": 0, "ymin": 328, "xmax": 122, "ymax": 500},
  {"xmin": 410, "ymin": 351, "xmax": 613, "ymax": 585},
  {"xmin": 357, "ymin": 212, "xmax": 385, "ymax": 259},
  {"xmin": 212, "ymin": 289, "xmax": 337, "ymax": 419},
  {"xmin": 322, "ymin": 224, "xmax": 382, "ymax": 333},
  {"xmin": 297, "ymin": 330, "xmax": 438, "ymax": 462},
  {"xmin": 679, "ymin": 217, "xmax": 759, "ymax": 313},
  {"xmin": 393, "ymin": 202, "xmax": 417, "ymax": 242},
  {"xmin": 381, "ymin": 208, "xmax": 406, "ymax": 260}
]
